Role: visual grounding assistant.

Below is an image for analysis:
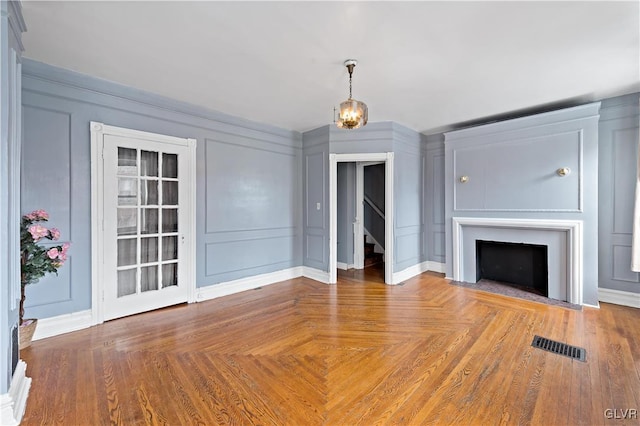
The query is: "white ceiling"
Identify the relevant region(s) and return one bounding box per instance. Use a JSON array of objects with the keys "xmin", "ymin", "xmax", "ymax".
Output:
[{"xmin": 20, "ymin": 1, "xmax": 640, "ymax": 134}]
